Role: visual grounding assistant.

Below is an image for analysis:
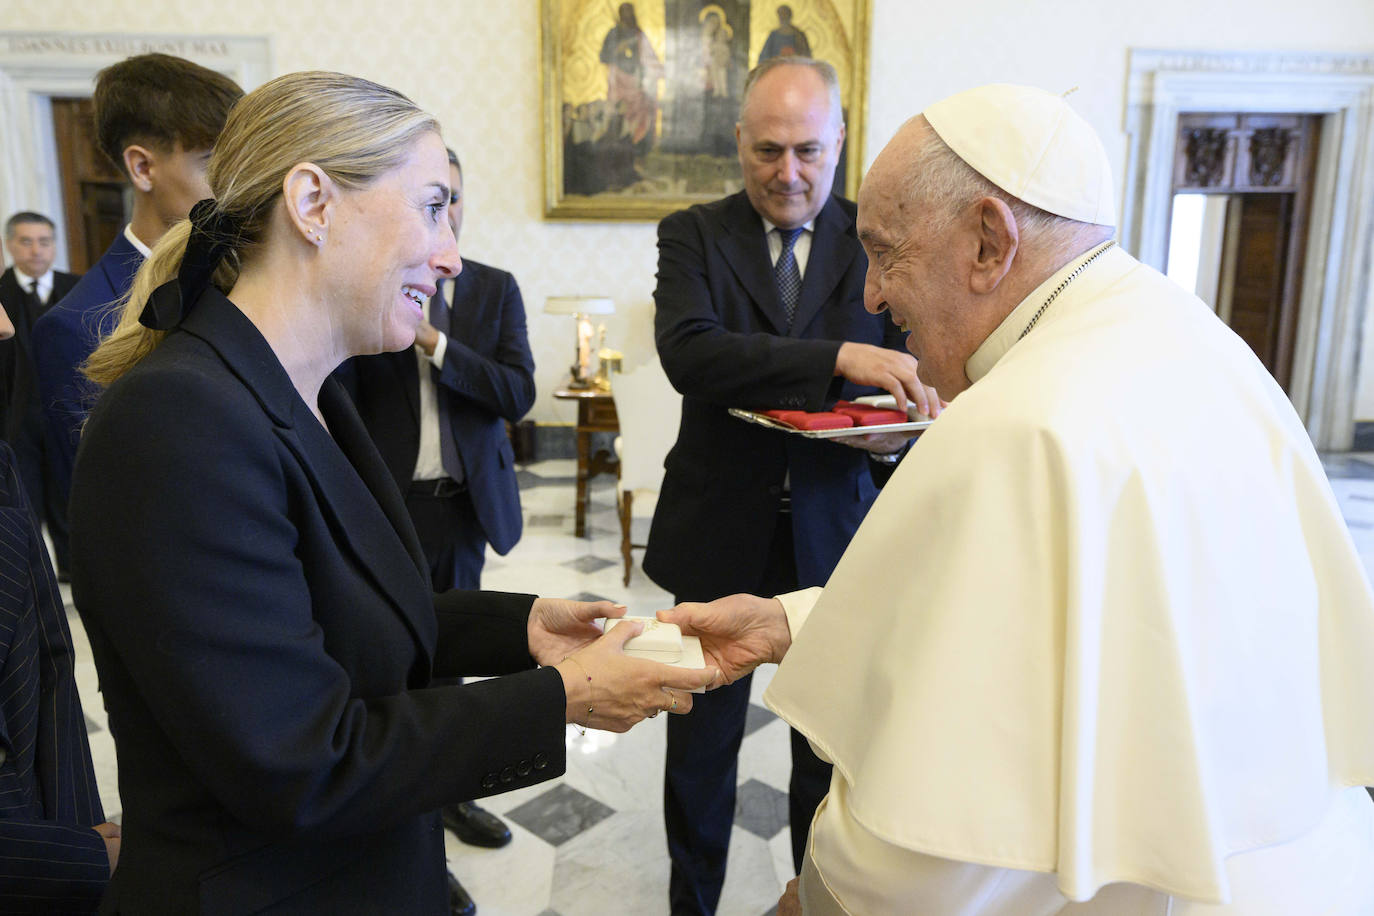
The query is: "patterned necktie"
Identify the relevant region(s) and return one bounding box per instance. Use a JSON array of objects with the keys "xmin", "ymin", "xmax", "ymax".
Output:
[
  {"xmin": 428, "ymin": 279, "xmax": 448, "ymax": 328},
  {"xmin": 774, "ymin": 226, "xmax": 803, "ymax": 330},
  {"xmin": 427, "ymin": 280, "xmax": 464, "ymax": 485}
]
